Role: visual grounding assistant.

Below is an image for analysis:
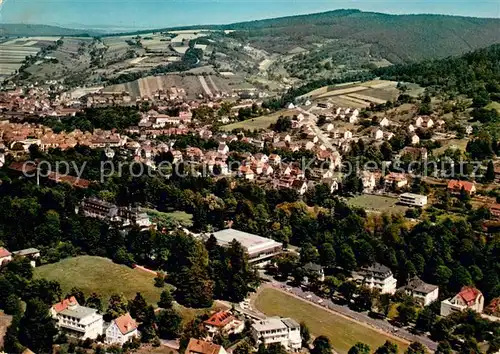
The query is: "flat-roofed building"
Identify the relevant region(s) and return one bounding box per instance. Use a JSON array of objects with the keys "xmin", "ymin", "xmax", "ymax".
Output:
[
  {"xmin": 210, "ymin": 229, "xmax": 283, "ymax": 265},
  {"xmin": 53, "ymin": 299, "xmax": 103, "ymax": 339},
  {"xmin": 399, "ymin": 193, "xmax": 428, "ymax": 207},
  {"xmin": 251, "ymin": 317, "xmax": 301, "ymax": 351},
  {"xmin": 12, "ymin": 248, "xmax": 40, "ymax": 267}
]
